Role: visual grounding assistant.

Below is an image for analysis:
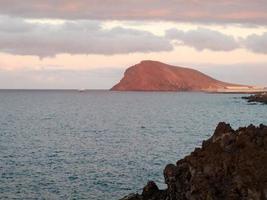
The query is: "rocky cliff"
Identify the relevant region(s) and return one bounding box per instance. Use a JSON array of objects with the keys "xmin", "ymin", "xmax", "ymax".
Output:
[
  {"xmin": 120, "ymin": 122, "xmax": 267, "ymax": 200},
  {"xmin": 111, "ymin": 60, "xmax": 247, "ymax": 92}
]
